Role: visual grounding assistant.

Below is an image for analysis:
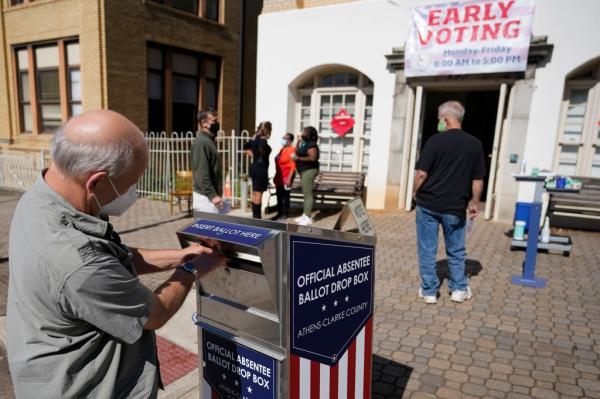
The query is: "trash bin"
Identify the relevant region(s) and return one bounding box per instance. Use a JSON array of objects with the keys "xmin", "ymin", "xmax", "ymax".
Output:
[{"xmin": 177, "ymin": 212, "xmax": 376, "ymax": 398}]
